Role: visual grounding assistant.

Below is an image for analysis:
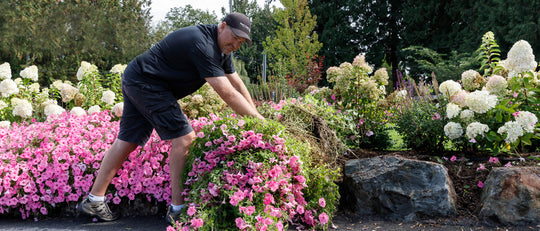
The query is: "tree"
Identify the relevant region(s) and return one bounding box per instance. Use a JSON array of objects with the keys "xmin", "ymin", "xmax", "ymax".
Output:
[
  {"xmin": 308, "ymin": 0, "xmax": 358, "ymax": 70},
  {"xmin": 263, "ymin": 0, "xmax": 322, "ymax": 91},
  {"xmin": 152, "ymin": 5, "xmax": 218, "ymax": 41},
  {"xmin": 230, "ymin": 0, "xmax": 278, "ymax": 83},
  {"xmin": 0, "ymin": 0, "xmax": 152, "ymax": 84}
]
